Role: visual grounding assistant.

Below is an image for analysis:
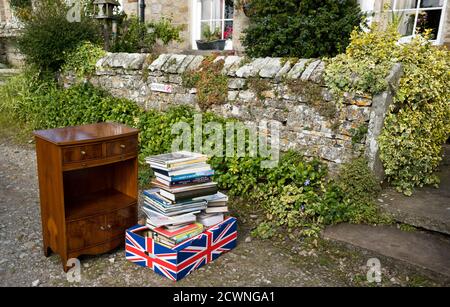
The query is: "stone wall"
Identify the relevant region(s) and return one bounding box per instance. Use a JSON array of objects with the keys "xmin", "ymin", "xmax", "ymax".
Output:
[
  {"xmin": 63, "ymin": 53, "xmax": 402, "ymax": 176},
  {"xmin": 0, "ymin": 19, "xmax": 23, "ymax": 66}
]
